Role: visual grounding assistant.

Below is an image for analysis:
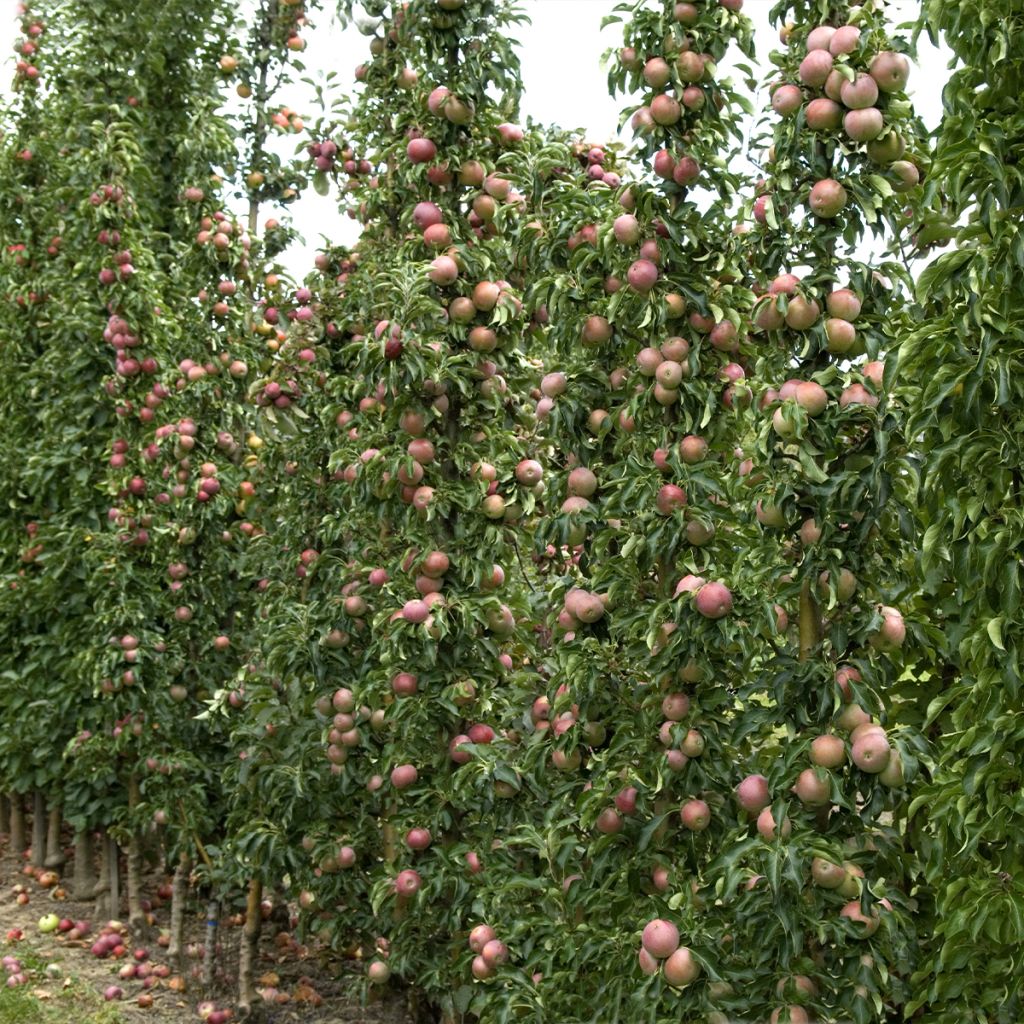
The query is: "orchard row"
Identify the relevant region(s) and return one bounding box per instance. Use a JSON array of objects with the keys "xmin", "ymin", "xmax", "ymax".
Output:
[{"xmin": 1, "ymin": 1, "xmax": 1019, "ymax": 1023}]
